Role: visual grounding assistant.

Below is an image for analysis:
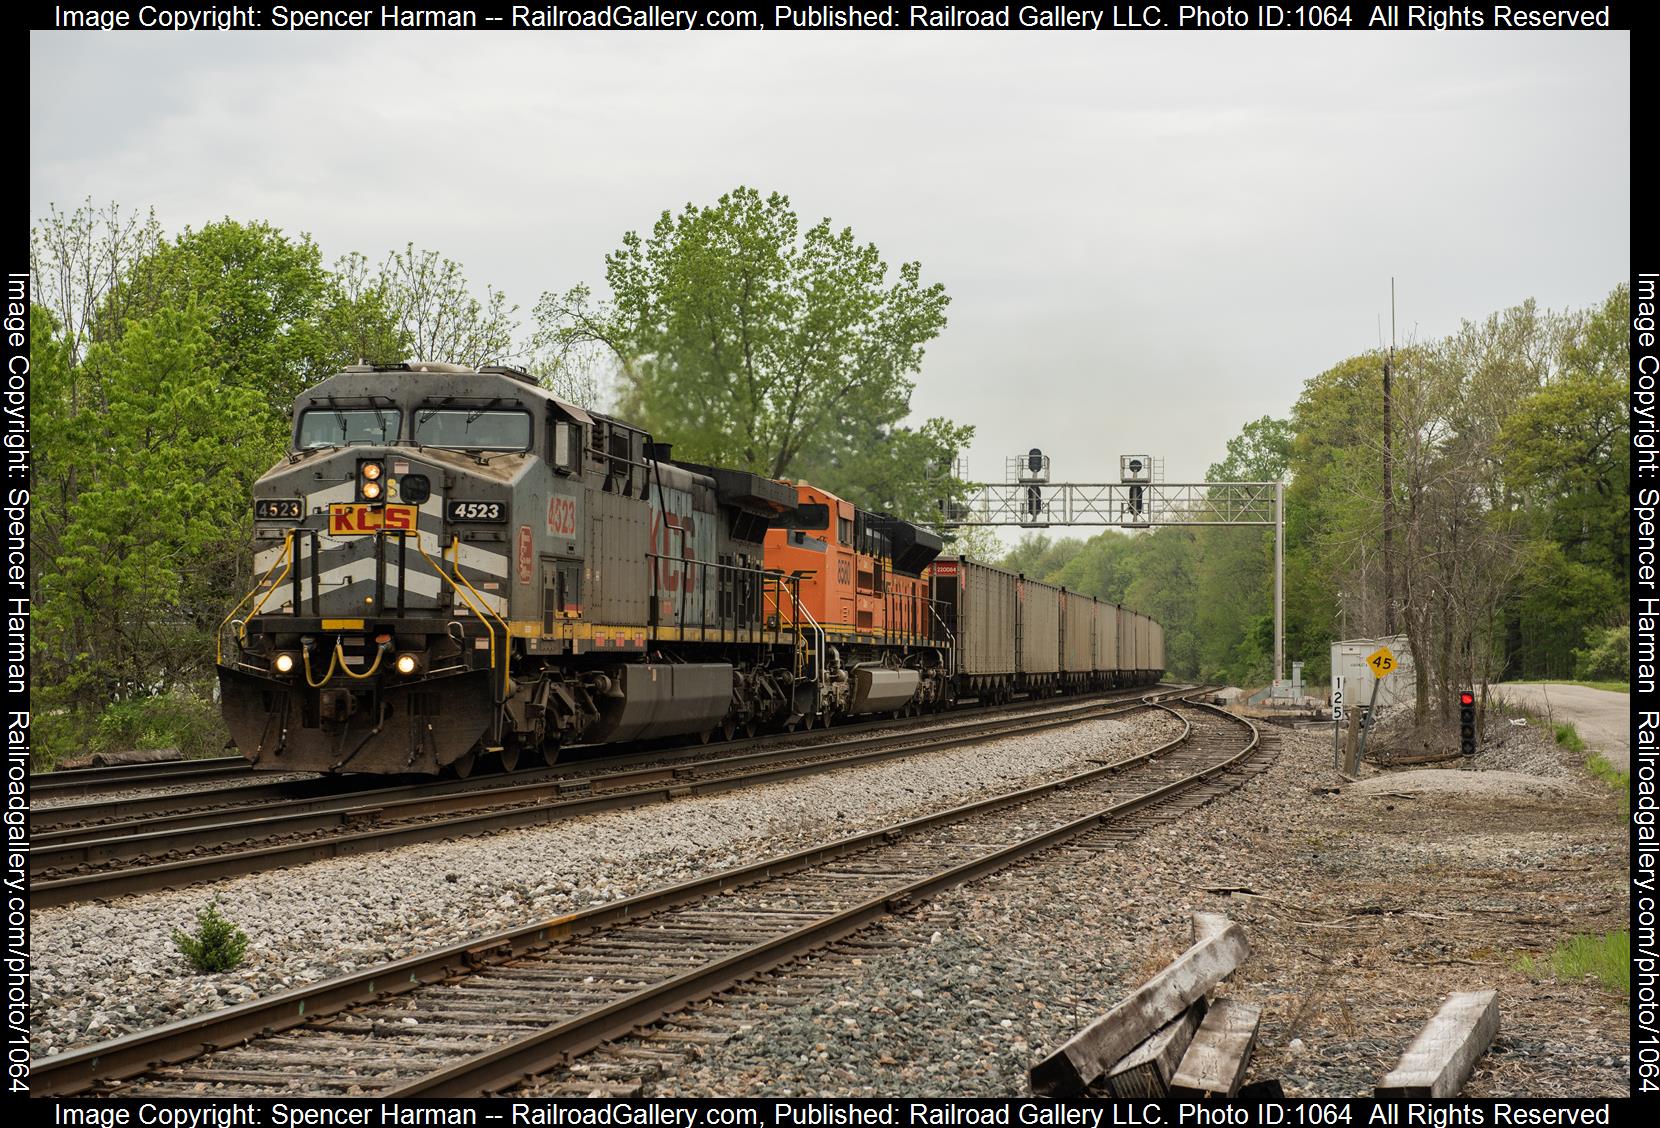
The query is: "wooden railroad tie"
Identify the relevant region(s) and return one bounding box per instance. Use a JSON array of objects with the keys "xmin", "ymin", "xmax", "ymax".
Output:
[
  {"xmin": 1168, "ymin": 998, "xmax": 1263, "ymax": 1098},
  {"xmin": 1375, "ymin": 989, "xmax": 1499, "ymax": 1098},
  {"xmin": 1029, "ymin": 912, "xmax": 1249, "ymax": 1098},
  {"xmin": 1103, "ymin": 998, "xmax": 1206, "ymax": 1097}
]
